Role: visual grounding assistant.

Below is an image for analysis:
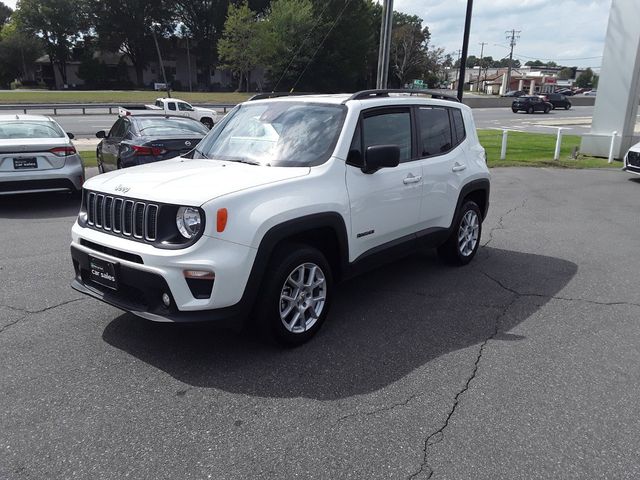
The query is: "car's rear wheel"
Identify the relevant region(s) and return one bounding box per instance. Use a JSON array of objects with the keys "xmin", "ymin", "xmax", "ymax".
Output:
[
  {"xmin": 438, "ymin": 200, "xmax": 482, "ymax": 266},
  {"xmin": 512, "ymin": 108, "xmax": 518, "ymax": 113},
  {"xmin": 257, "ymin": 244, "xmax": 333, "ymax": 346},
  {"xmin": 527, "ymin": 106, "xmax": 534, "ymax": 114}
]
